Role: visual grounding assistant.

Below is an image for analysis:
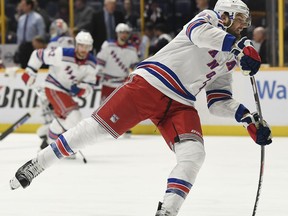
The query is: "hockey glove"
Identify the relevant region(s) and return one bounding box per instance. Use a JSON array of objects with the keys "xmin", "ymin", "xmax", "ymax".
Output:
[
  {"xmin": 234, "ymin": 37, "xmax": 261, "ymax": 76},
  {"xmin": 21, "ymin": 67, "xmax": 37, "ymax": 86},
  {"xmin": 240, "ymin": 112, "xmax": 272, "ymax": 145},
  {"xmin": 70, "ymin": 83, "xmax": 92, "ymax": 98}
]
